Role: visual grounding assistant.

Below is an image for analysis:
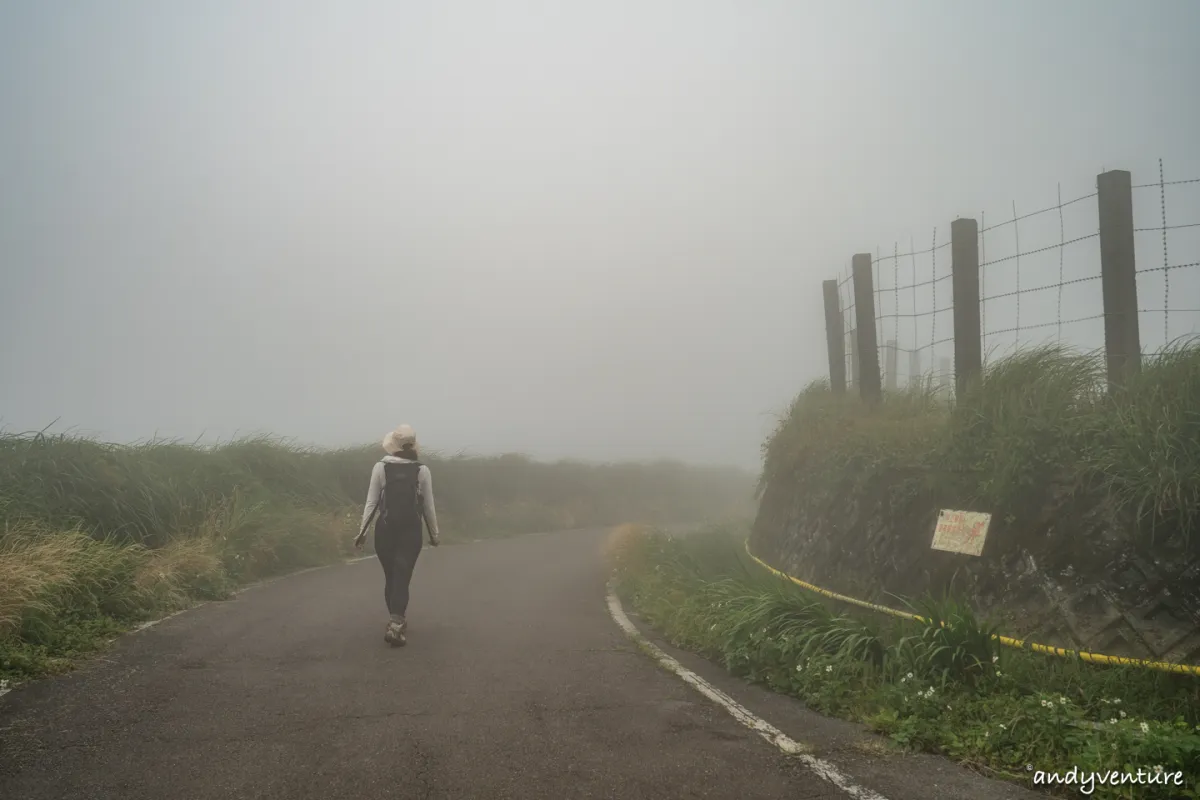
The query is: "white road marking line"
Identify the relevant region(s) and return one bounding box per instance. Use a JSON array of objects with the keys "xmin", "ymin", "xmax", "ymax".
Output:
[
  {"xmin": 133, "ymin": 609, "xmax": 189, "ymax": 632},
  {"xmin": 606, "ymin": 589, "xmax": 890, "ymax": 800},
  {"xmin": 232, "ymin": 563, "xmax": 338, "ymax": 595}
]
